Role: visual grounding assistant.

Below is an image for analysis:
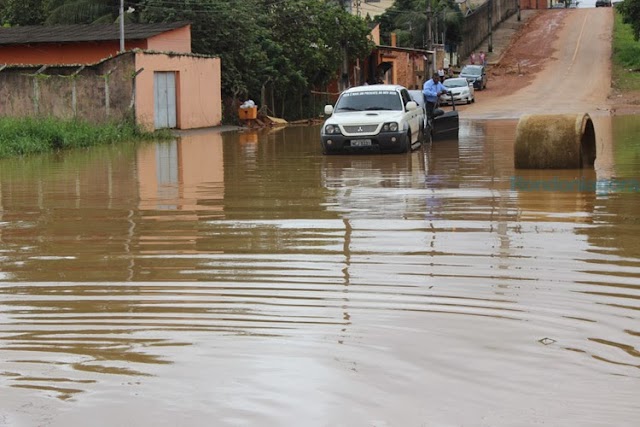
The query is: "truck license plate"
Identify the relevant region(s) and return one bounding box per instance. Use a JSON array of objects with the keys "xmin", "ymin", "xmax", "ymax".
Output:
[{"xmin": 351, "ymin": 139, "xmax": 372, "ymax": 147}]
